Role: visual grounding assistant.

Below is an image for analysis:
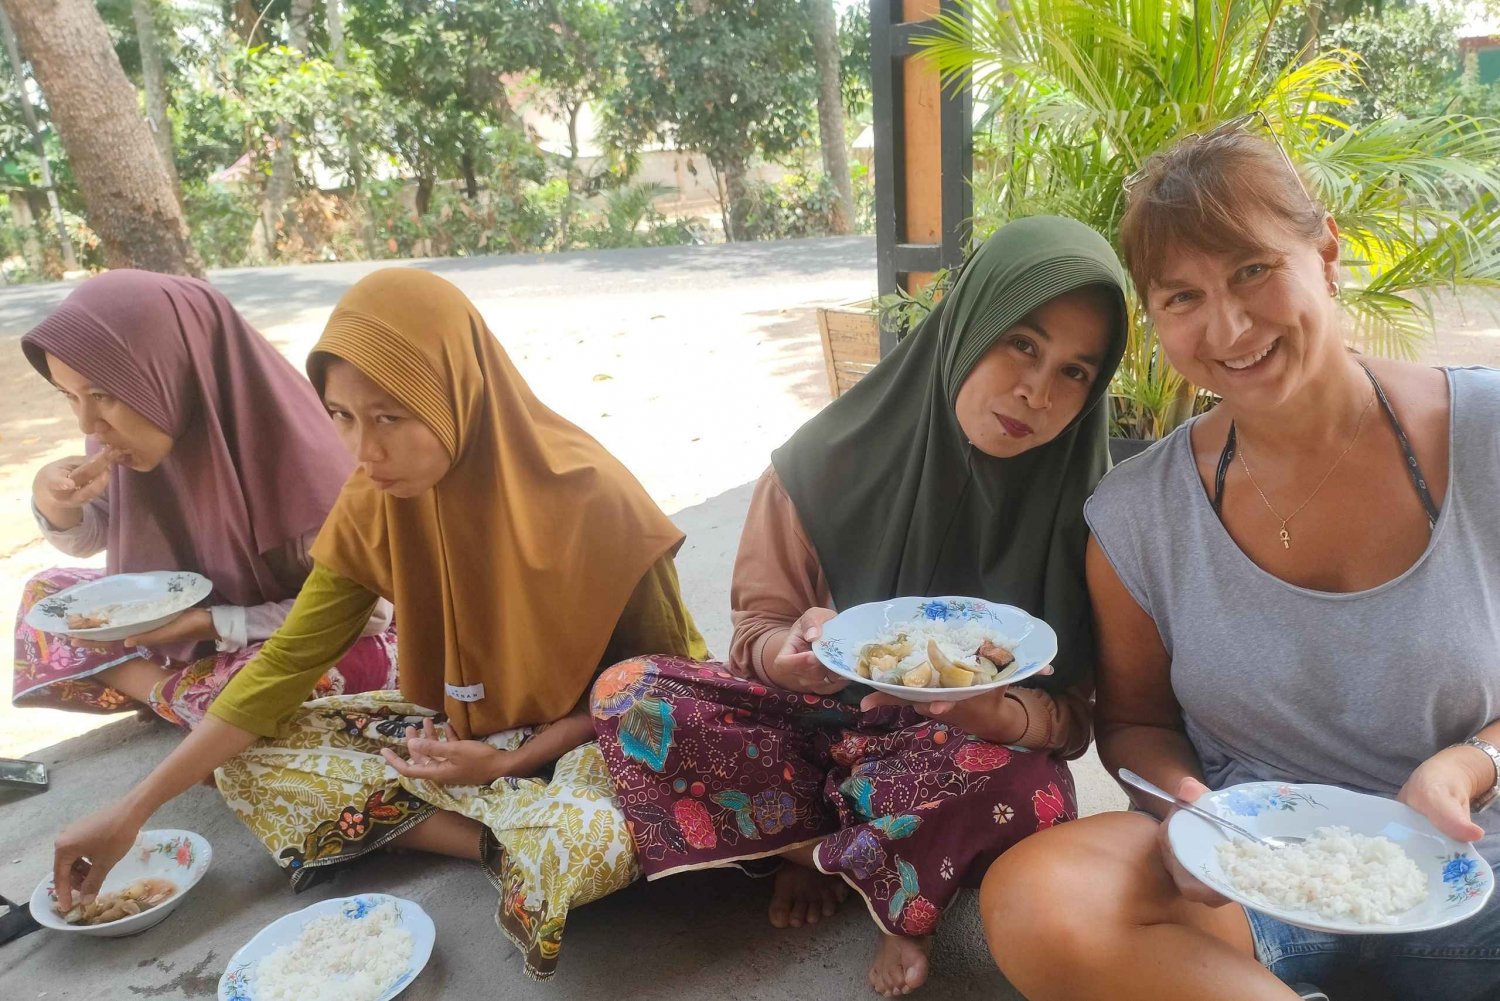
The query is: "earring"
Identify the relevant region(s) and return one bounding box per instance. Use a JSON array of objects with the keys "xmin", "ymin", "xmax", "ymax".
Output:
[{"xmin": 1328, "ymin": 280, "xmax": 1340, "ymax": 298}]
